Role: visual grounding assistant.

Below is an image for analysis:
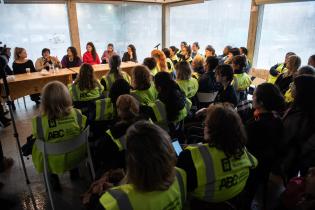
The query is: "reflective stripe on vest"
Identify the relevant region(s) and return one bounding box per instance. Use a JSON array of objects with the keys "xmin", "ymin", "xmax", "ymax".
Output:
[
  {"xmin": 105, "ymin": 74, "xmax": 115, "ymax": 91},
  {"xmin": 106, "ymin": 130, "xmax": 126, "ymax": 151},
  {"xmin": 150, "ymin": 100, "xmax": 167, "ymax": 123},
  {"xmin": 95, "ymin": 98, "xmax": 114, "ymax": 121},
  {"xmin": 175, "ymin": 169, "xmax": 186, "ymax": 206}
]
